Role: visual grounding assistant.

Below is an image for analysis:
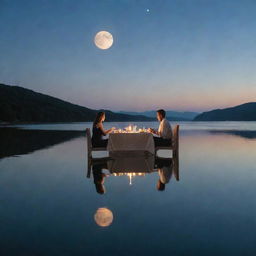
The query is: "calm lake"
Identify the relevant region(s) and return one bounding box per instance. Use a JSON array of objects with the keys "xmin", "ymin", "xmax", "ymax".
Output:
[{"xmin": 0, "ymin": 121, "xmax": 256, "ymax": 255}]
